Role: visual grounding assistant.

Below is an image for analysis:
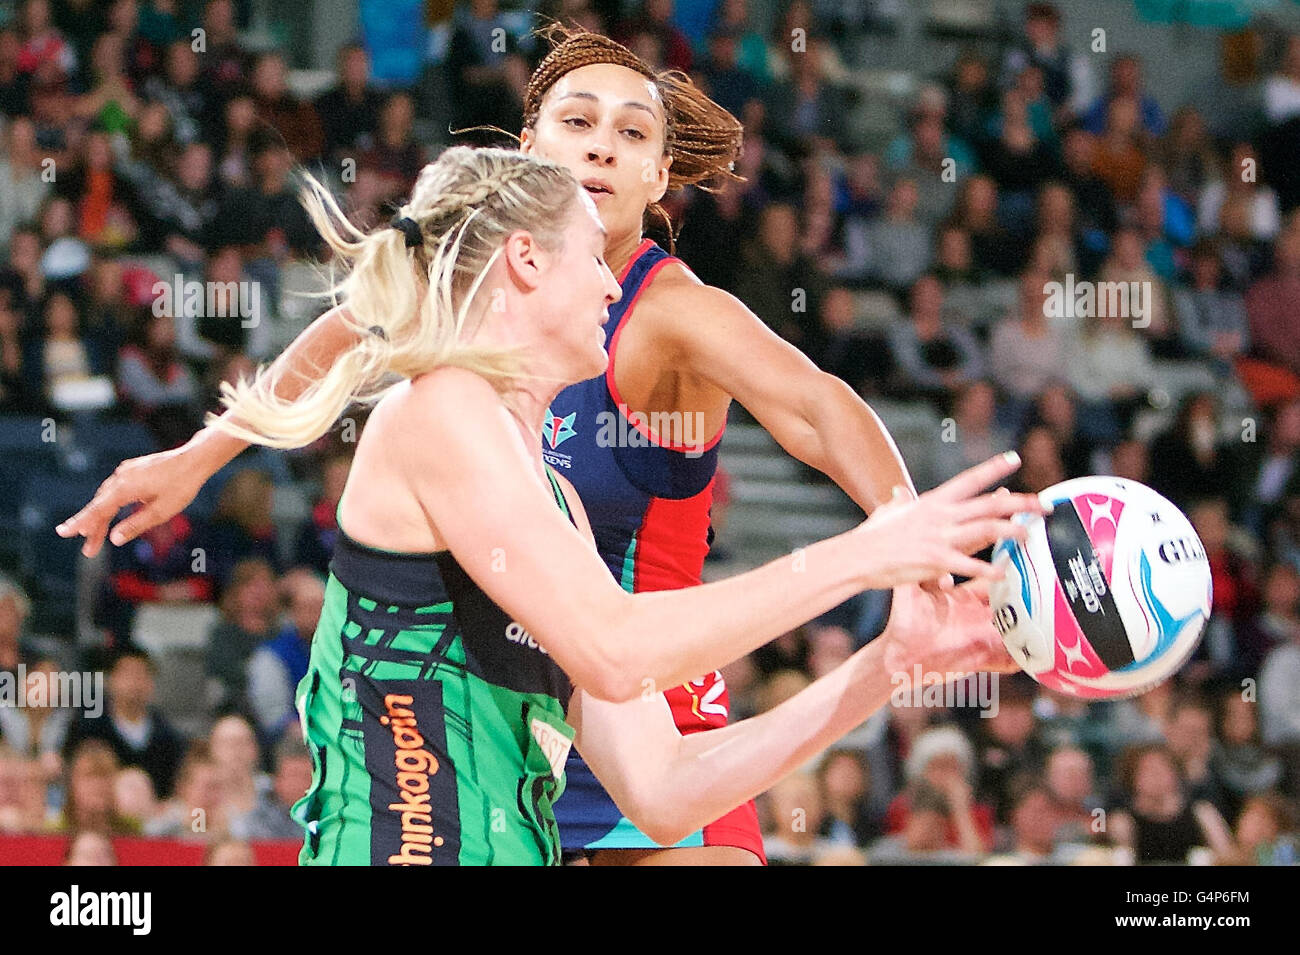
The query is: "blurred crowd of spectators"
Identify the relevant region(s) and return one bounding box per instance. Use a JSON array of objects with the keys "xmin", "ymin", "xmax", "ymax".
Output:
[{"xmin": 0, "ymin": 0, "xmax": 1298, "ymax": 865}]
